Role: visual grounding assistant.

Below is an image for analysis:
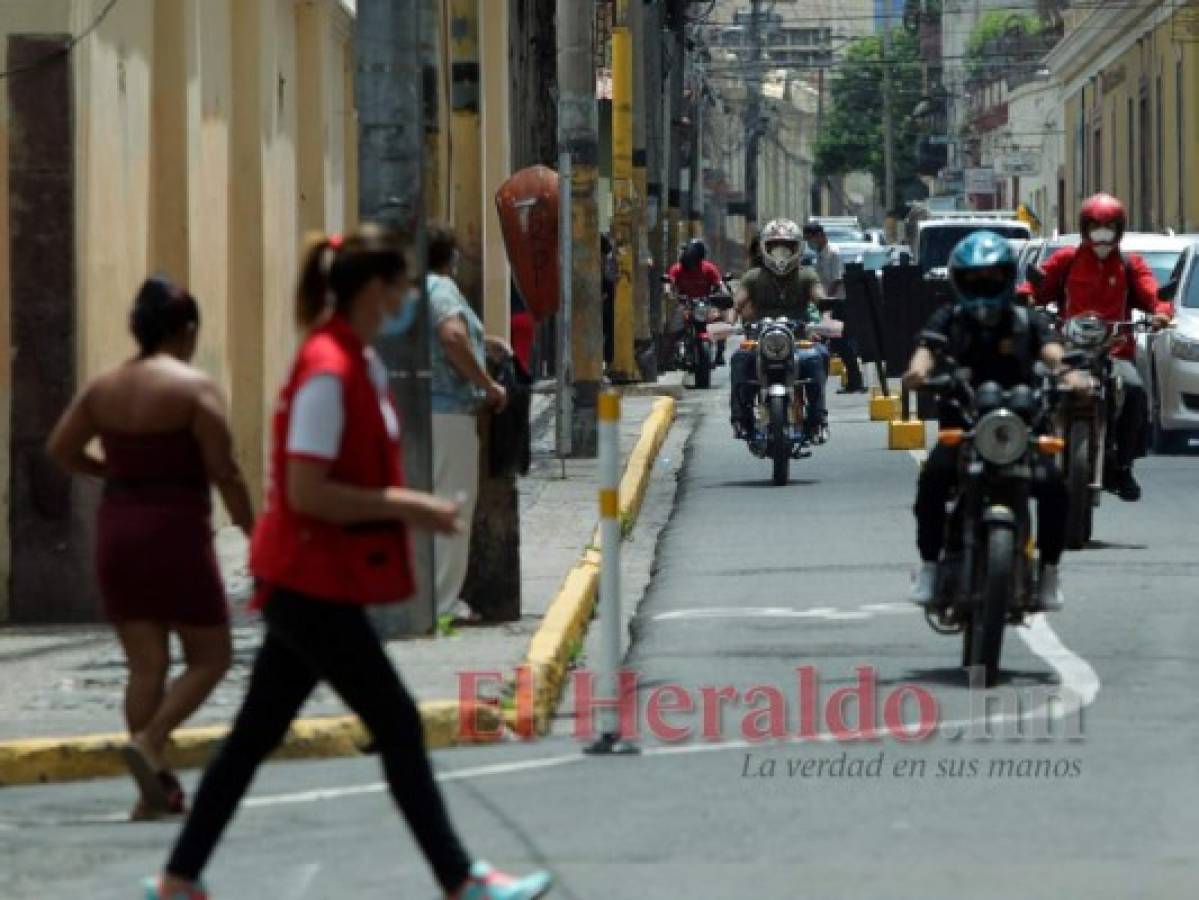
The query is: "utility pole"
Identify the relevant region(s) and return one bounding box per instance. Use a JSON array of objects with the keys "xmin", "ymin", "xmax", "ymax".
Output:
[
  {"xmin": 813, "ymin": 66, "xmax": 824, "ymax": 216},
  {"xmin": 666, "ymin": 7, "xmax": 686, "ymax": 272},
  {"xmin": 882, "ymin": 21, "xmax": 896, "ymax": 217},
  {"xmin": 645, "ymin": 0, "xmax": 665, "ymax": 369},
  {"xmin": 610, "ymin": 0, "xmax": 637, "ymax": 382},
  {"xmin": 357, "ymin": 0, "xmax": 435, "ymax": 637},
  {"xmin": 744, "ymin": 0, "xmax": 764, "ymax": 233},
  {"xmin": 449, "ymin": 0, "xmax": 483, "ymax": 313},
  {"xmin": 631, "ymin": 0, "xmax": 653, "ymax": 380},
  {"xmin": 688, "ymin": 61, "xmax": 704, "ymax": 237},
  {"xmin": 558, "ymin": 0, "xmax": 602, "ymax": 455}
]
